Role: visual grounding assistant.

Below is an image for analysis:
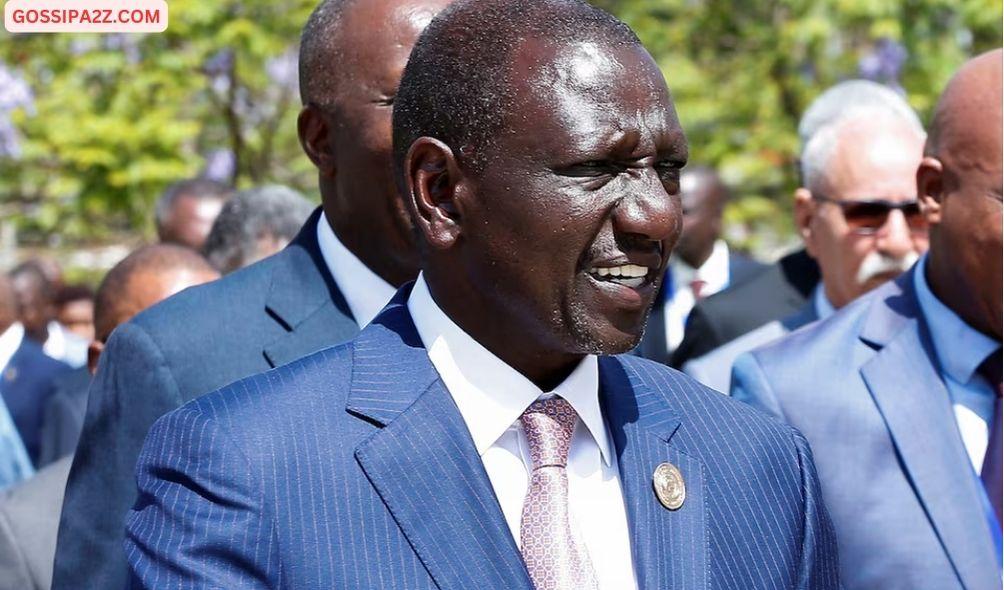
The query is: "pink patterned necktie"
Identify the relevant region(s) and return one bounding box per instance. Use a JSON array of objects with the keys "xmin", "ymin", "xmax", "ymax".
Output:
[{"xmin": 519, "ymin": 398, "xmax": 600, "ymax": 590}]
